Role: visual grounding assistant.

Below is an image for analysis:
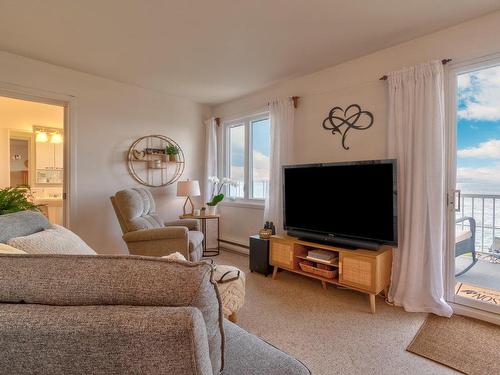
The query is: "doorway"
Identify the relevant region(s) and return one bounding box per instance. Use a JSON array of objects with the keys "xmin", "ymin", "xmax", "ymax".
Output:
[
  {"xmin": 447, "ymin": 58, "xmax": 500, "ymax": 317},
  {"xmin": 0, "ymin": 95, "xmax": 67, "ymax": 226}
]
